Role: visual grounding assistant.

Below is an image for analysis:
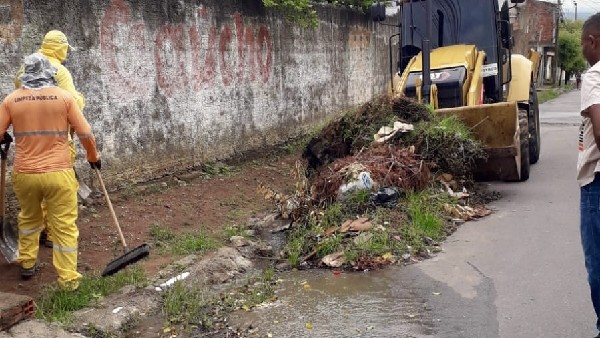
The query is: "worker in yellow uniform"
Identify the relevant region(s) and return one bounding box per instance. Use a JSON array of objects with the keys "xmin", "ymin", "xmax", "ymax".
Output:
[
  {"xmin": 1, "ymin": 53, "xmax": 100, "ymax": 290},
  {"xmin": 15, "ymin": 30, "xmax": 85, "ymax": 248}
]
